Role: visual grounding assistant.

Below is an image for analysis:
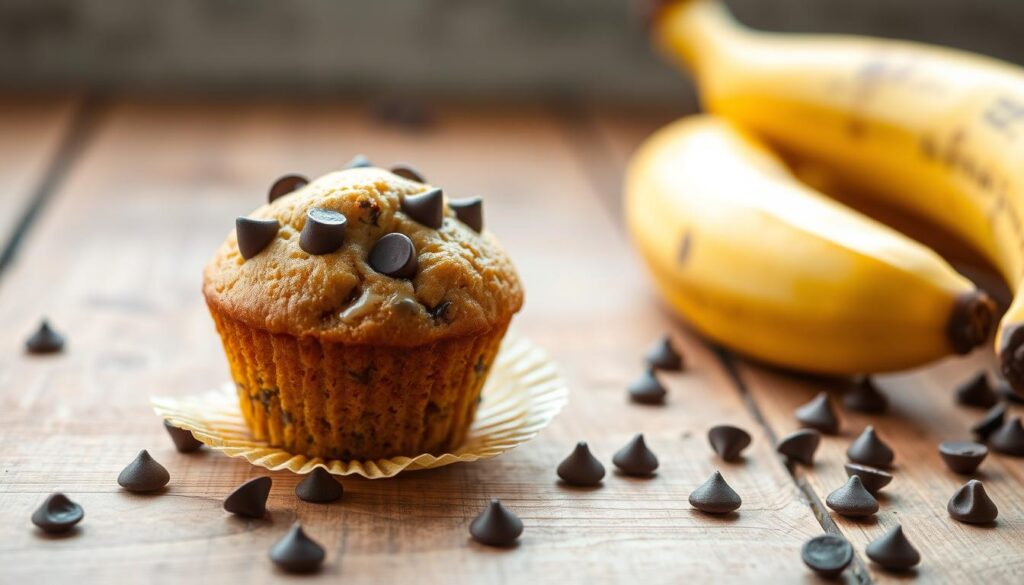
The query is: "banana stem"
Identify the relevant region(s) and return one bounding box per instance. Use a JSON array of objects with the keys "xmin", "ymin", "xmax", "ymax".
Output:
[
  {"xmin": 949, "ymin": 292, "xmax": 996, "ymax": 354},
  {"xmin": 653, "ymin": 0, "xmax": 746, "ymax": 78}
]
